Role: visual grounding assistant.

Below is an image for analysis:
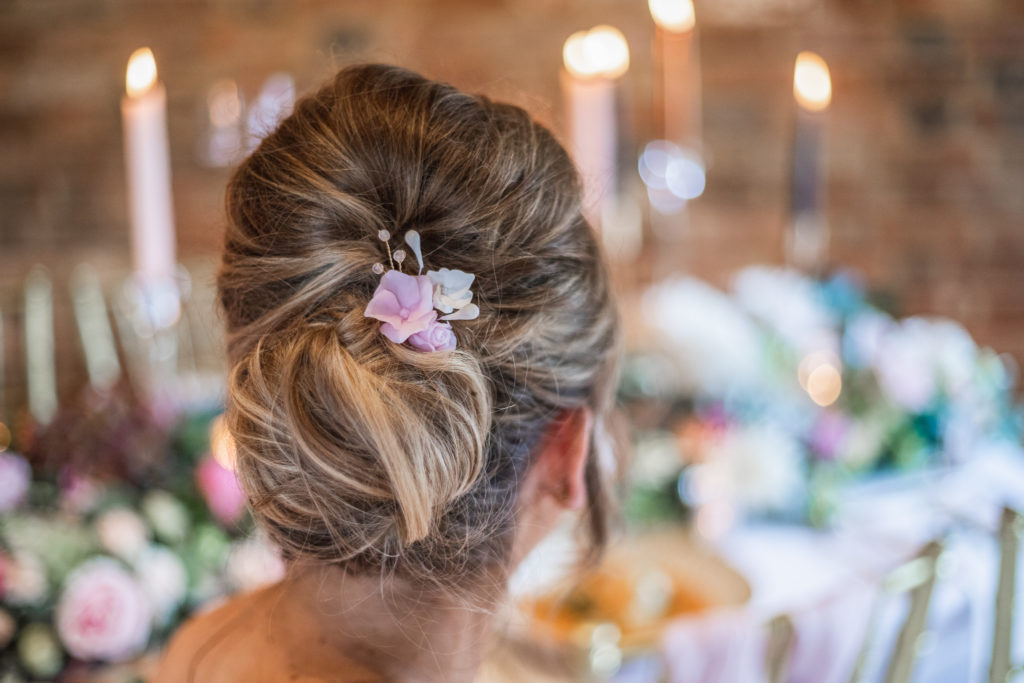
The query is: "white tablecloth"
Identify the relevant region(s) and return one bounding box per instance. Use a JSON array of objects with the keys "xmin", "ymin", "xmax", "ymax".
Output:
[{"xmin": 621, "ymin": 447, "xmax": 1024, "ymax": 683}]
